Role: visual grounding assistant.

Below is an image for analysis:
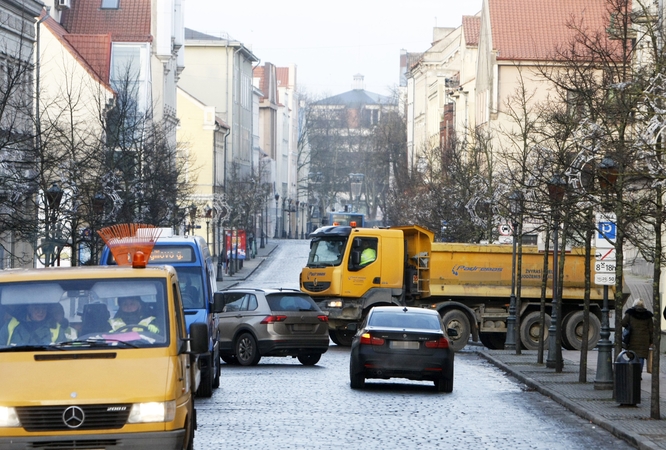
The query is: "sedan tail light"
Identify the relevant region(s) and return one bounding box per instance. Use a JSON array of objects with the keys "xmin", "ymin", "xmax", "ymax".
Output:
[
  {"xmin": 424, "ymin": 337, "xmax": 450, "ymax": 349},
  {"xmin": 260, "ymin": 315, "xmax": 287, "ymax": 324},
  {"xmin": 317, "ymin": 315, "xmax": 329, "ymax": 322},
  {"xmin": 360, "ymin": 333, "xmax": 385, "ymax": 346}
]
